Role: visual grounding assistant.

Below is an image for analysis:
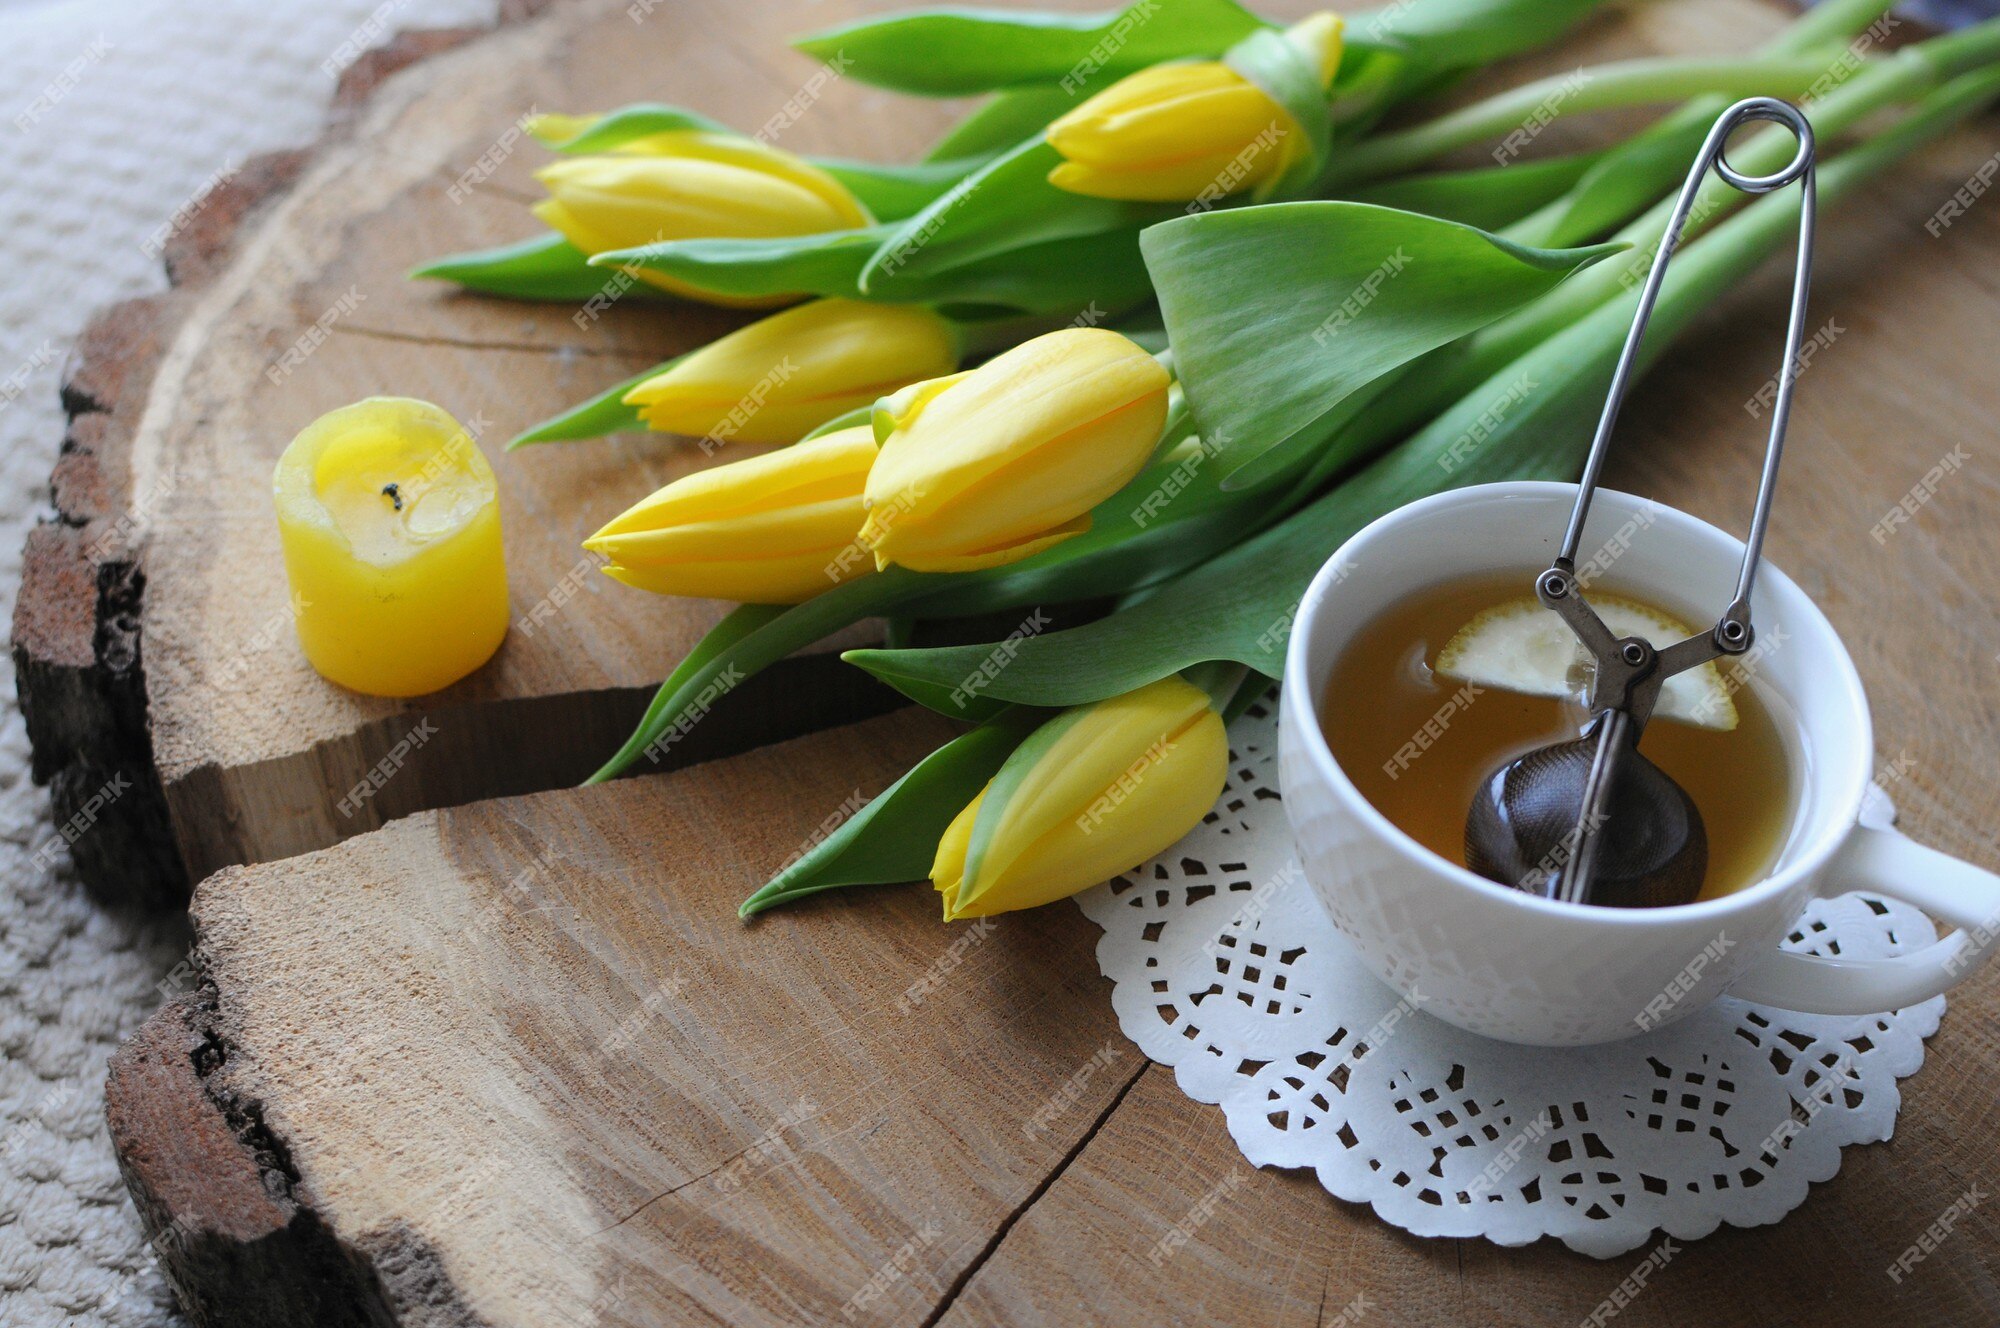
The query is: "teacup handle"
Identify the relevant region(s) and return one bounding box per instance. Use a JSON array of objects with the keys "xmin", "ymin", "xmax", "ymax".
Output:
[{"xmin": 1728, "ymin": 824, "xmax": 2000, "ymax": 1015}]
